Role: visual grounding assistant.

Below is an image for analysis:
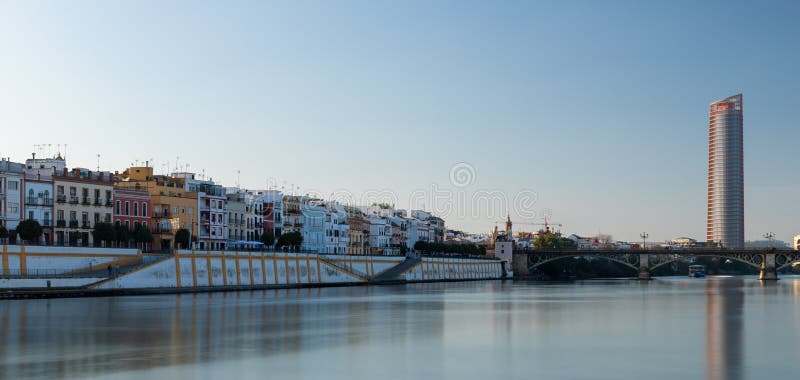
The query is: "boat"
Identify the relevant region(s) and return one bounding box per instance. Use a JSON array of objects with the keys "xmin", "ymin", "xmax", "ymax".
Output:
[{"xmin": 688, "ymin": 264, "xmax": 706, "ymax": 278}]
